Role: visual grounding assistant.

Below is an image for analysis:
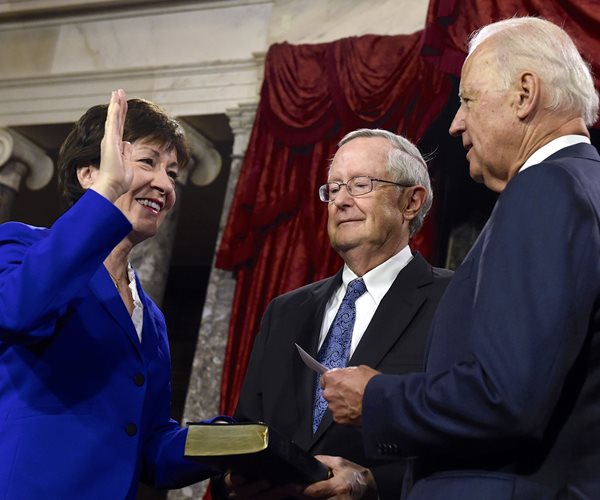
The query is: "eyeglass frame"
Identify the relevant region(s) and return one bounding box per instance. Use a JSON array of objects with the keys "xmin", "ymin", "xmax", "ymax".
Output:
[{"xmin": 318, "ymin": 176, "xmax": 413, "ymax": 202}]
